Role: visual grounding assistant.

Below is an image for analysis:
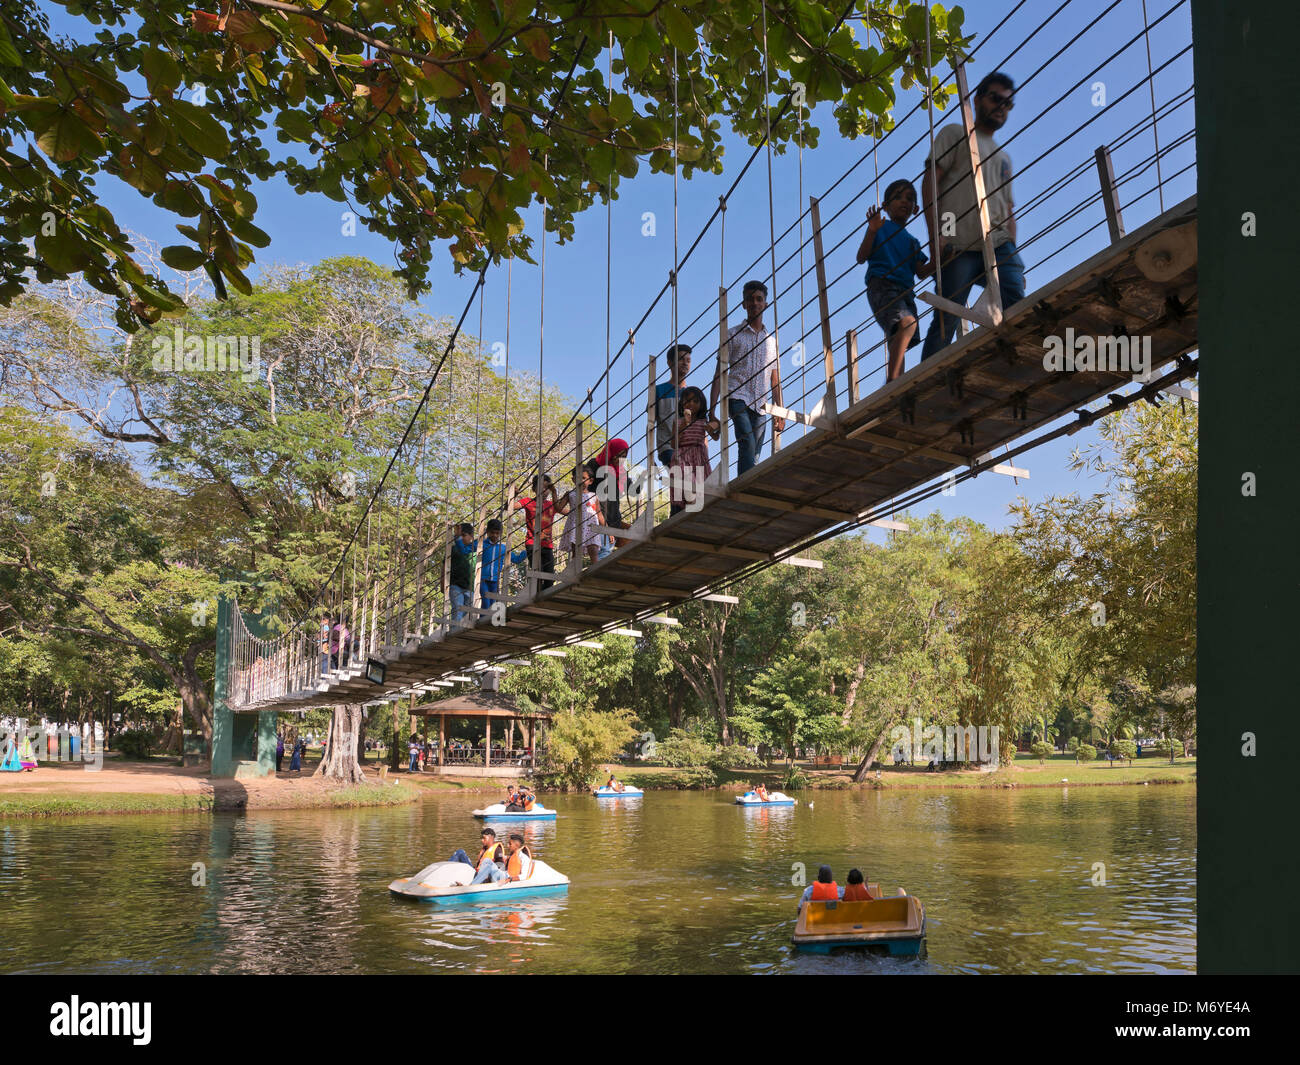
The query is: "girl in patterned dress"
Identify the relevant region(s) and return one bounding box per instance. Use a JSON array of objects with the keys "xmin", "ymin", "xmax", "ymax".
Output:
[
  {"xmin": 670, "ymin": 386, "xmax": 721, "ymax": 515},
  {"xmin": 558, "ymin": 464, "xmax": 605, "ymax": 564}
]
